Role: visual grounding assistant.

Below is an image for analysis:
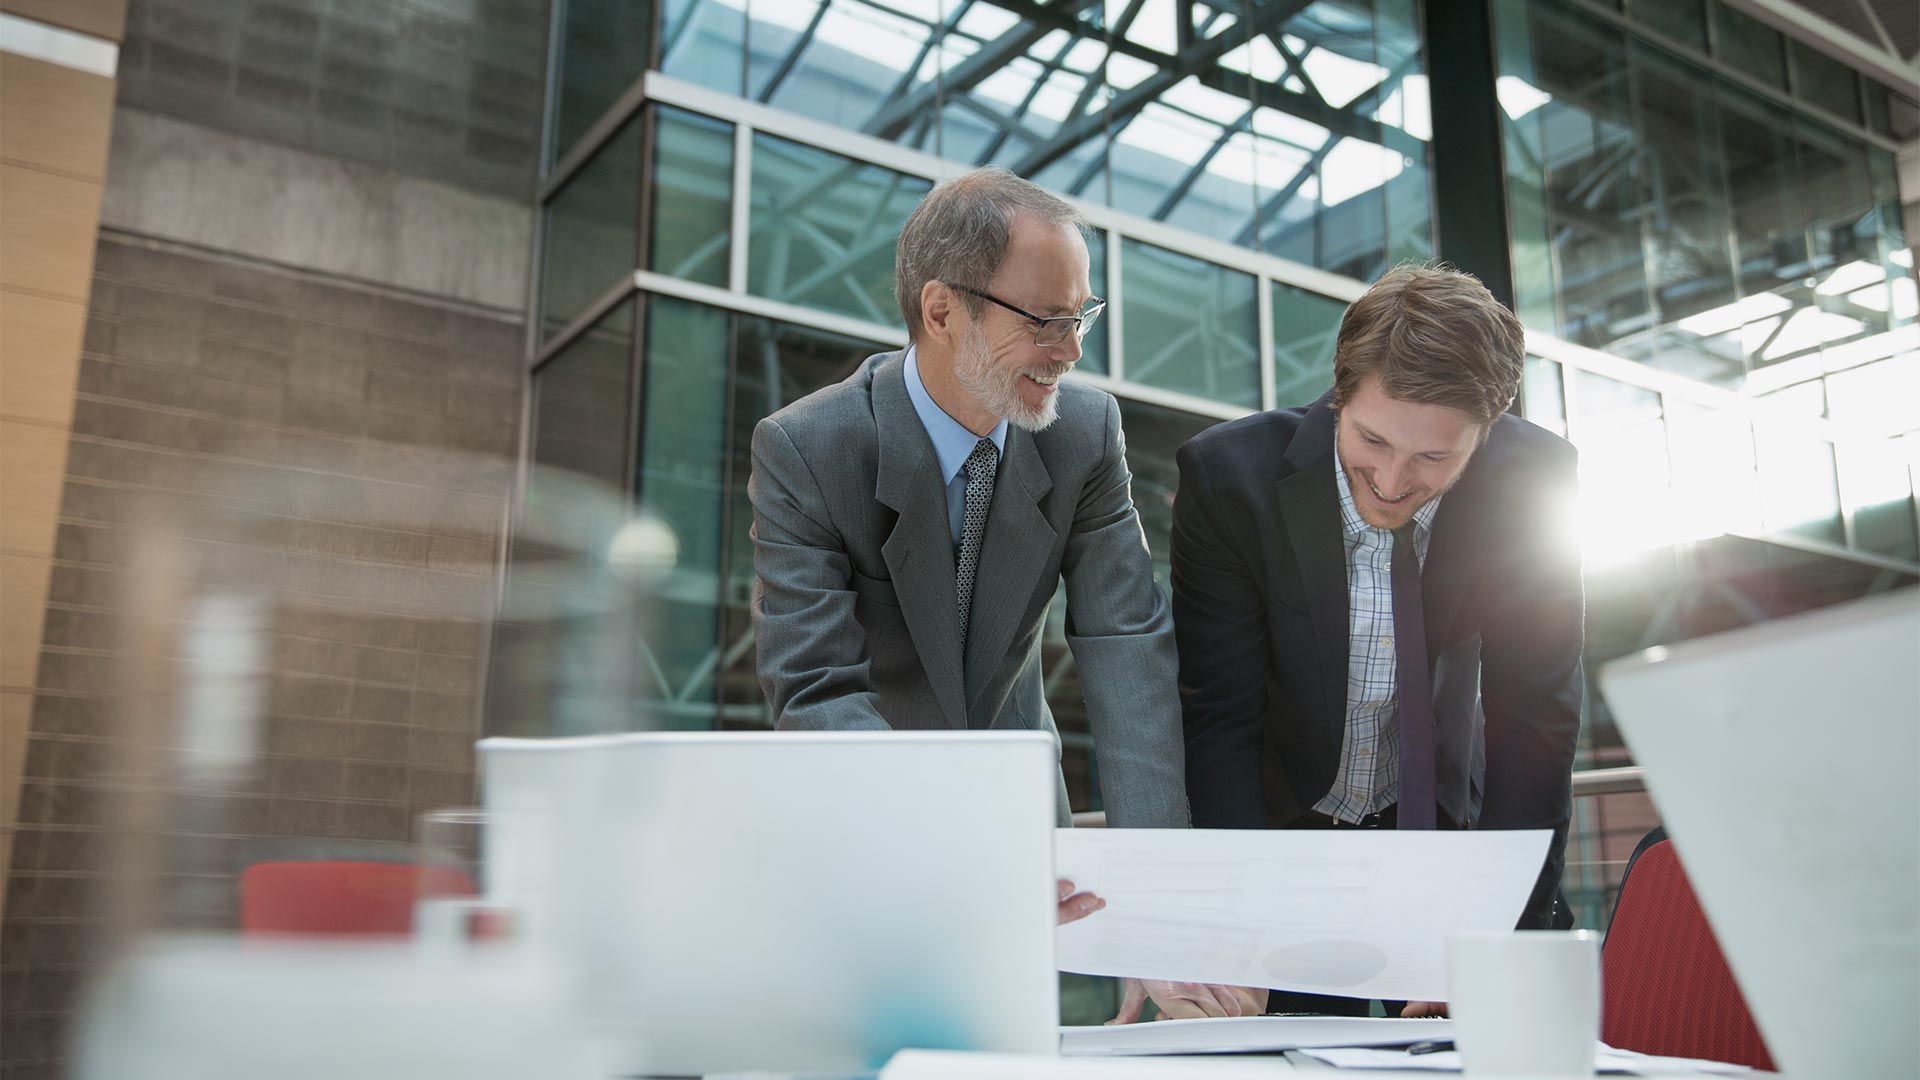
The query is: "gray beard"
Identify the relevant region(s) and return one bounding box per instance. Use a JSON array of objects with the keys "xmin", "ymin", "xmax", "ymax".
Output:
[{"xmin": 952, "ymin": 324, "xmax": 1060, "ymax": 433}]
